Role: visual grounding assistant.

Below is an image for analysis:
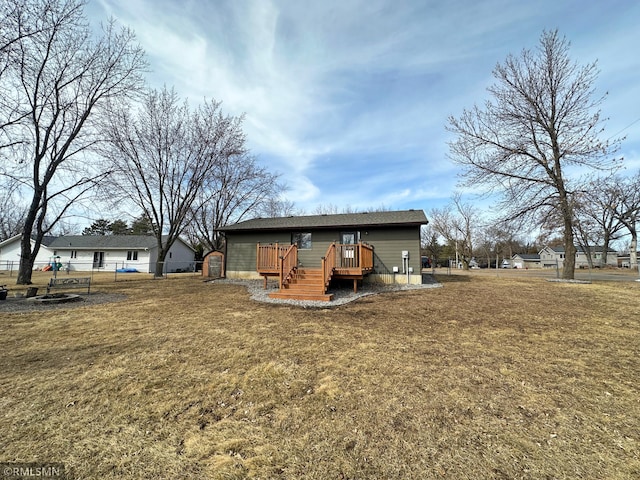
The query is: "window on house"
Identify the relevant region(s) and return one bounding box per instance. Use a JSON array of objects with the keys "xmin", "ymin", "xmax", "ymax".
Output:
[
  {"xmin": 70, "ymin": 250, "xmax": 77, "ymax": 259},
  {"xmin": 292, "ymin": 232, "xmax": 312, "ymax": 249},
  {"xmin": 127, "ymin": 250, "xmax": 138, "ymax": 261}
]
